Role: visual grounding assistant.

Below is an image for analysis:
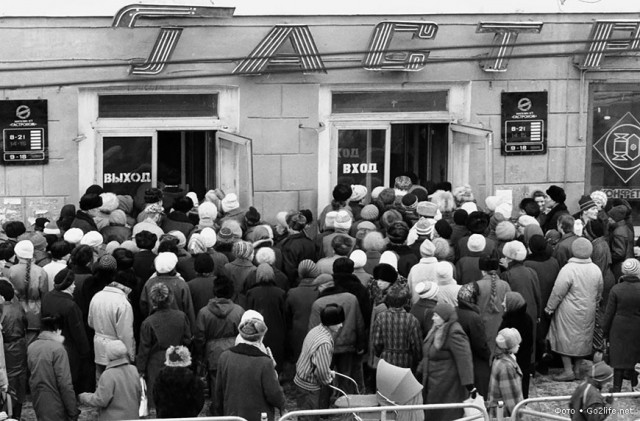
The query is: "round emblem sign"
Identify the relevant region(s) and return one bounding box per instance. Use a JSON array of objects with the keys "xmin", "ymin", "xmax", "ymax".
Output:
[
  {"xmin": 517, "ymin": 98, "xmax": 532, "ymax": 112},
  {"xmin": 16, "ymin": 105, "xmax": 31, "ymax": 120}
]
